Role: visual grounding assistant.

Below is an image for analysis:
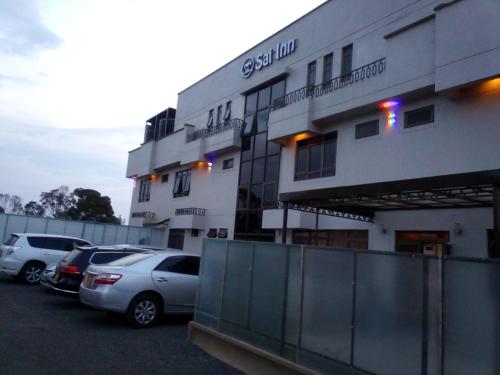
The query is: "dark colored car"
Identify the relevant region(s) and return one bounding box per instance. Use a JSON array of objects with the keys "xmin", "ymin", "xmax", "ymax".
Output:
[{"xmin": 48, "ymin": 245, "xmax": 167, "ymax": 295}]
